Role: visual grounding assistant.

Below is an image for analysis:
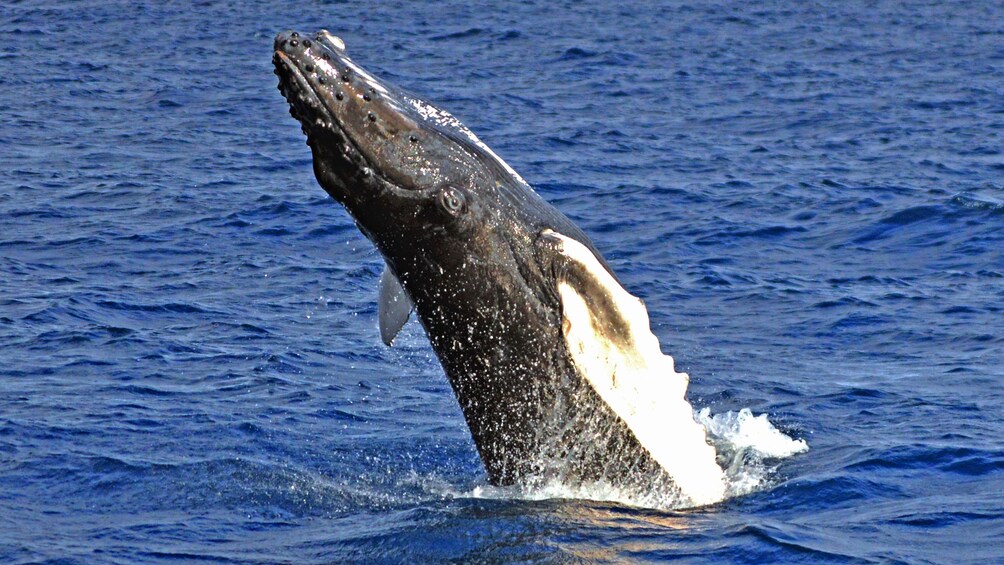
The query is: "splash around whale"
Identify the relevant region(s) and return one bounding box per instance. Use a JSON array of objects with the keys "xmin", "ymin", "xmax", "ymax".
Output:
[{"xmin": 271, "ymin": 30, "xmax": 806, "ymax": 508}]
